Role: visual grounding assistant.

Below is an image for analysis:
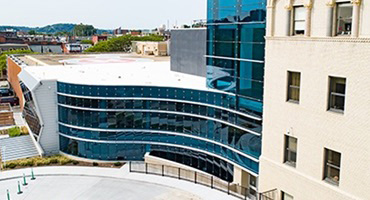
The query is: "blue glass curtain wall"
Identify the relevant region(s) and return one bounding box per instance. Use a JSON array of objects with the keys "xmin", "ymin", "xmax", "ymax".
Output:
[
  {"xmin": 57, "ymin": 82, "xmax": 262, "ymax": 176},
  {"xmin": 150, "ymin": 146, "xmax": 234, "ymax": 182},
  {"xmin": 57, "ymin": 96, "xmax": 262, "ymax": 133},
  {"xmin": 59, "ymin": 128, "xmax": 259, "ymax": 174},
  {"xmin": 58, "ymin": 82, "xmax": 262, "ymax": 118},
  {"xmin": 60, "ymin": 135, "xmax": 235, "ymax": 181},
  {"xmin": 58, "ymin": 107, "xmax": 261, "ymax": 159},
  {"xmin": 206, "ymin": 0, "xmax": 266, "ymax": 115}
]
